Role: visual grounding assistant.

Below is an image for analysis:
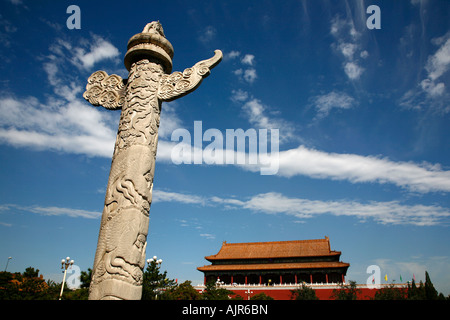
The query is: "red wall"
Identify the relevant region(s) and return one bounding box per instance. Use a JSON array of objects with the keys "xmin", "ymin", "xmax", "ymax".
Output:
[{"xmin": 202, "ymin": 287, "xmax": 384, "ymax": 300}]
